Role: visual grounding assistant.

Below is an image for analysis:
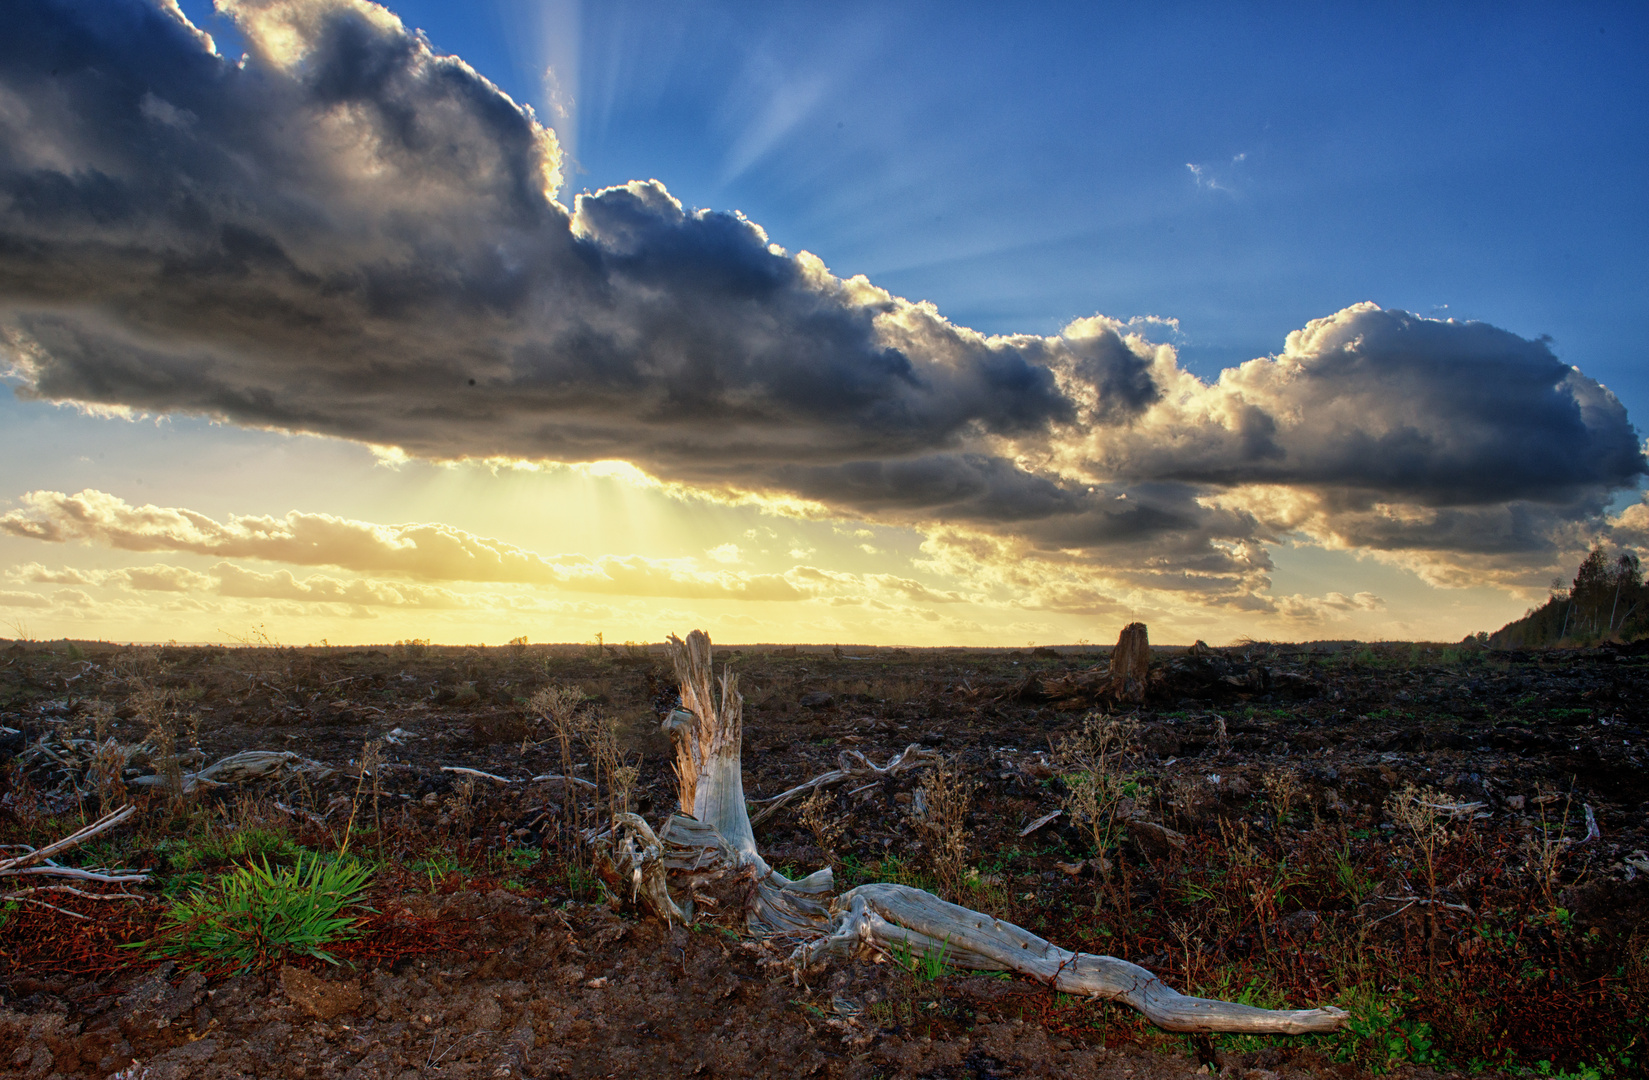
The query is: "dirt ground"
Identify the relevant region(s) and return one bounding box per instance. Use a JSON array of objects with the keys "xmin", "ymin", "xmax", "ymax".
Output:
[{"xmin": 0, "ymin": 636, "xmax": 1644, "ymax": 1079}]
